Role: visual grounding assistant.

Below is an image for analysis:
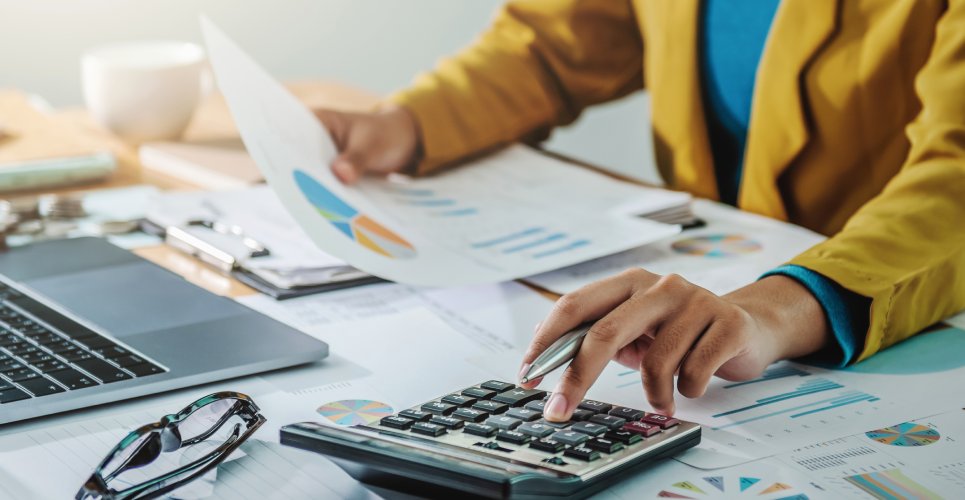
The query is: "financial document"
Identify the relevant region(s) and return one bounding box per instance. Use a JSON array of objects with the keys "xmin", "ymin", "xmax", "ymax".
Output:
[
  {"xmin": 528, "ymin": 199, "xmax": 826, "ymax": 295},
  {"xmin": 202, "ymin": 18, "xmax": 680, "ymax": 287}
]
